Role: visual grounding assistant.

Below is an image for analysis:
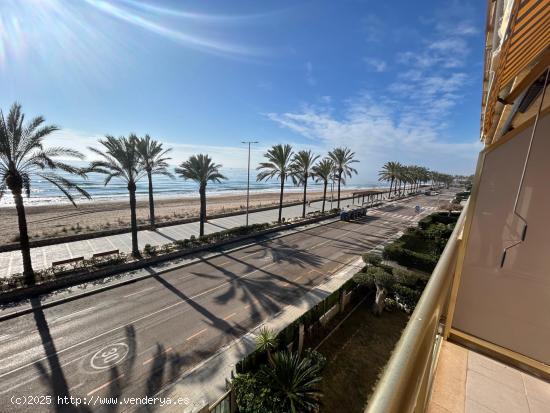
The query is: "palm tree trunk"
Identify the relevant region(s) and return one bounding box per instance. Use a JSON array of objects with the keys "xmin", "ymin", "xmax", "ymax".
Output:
[
  {"xmin": 278, "ymin": 178, "xmax": 285, "ymax": 223},
  {"xmin": 128, "ymin": 182, "xmax": 139, "ymax": 257},
  {"xmin": 199, "ymin": 185, "xmax": 206, "ymax": 236},
  {"xmin": 322, "ymin": 180, "xmax": 327, "ymax": 213},
  {"xmin": 302, "ymin": 174, "xmax": 307, "ymax": 218},
  {"xmin": 336, "ymin": 171, "xmax": 342, "ymax": 209},
  {"xmin": 147, "ymin": 170, "xmax": 155, "ymax": 228},
  {"xmin": 389, "ymin": 178, "xmax": 394, "ymax": 197},
  {"xmin": 13, "ymin": 189, "xmax": 34, "ymax": 284}
]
